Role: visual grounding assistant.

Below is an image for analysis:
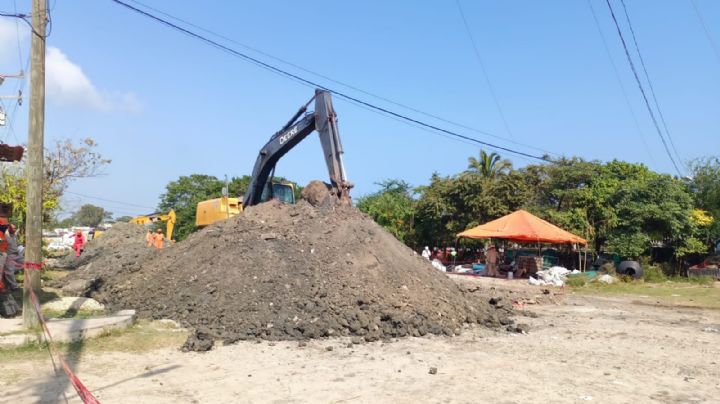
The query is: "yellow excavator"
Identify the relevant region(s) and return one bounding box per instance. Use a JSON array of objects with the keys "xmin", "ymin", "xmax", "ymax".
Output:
[
  {"xmin": 195, "ymin": 89, "xmax": 352, "ymax": 228},
  {"xmin": 195, "ymin": 182, "xmax": 295, "ymax": 228},
  {"xmin": 130, "ymin": 209, "xmax": 176, "ymax": 241}
]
